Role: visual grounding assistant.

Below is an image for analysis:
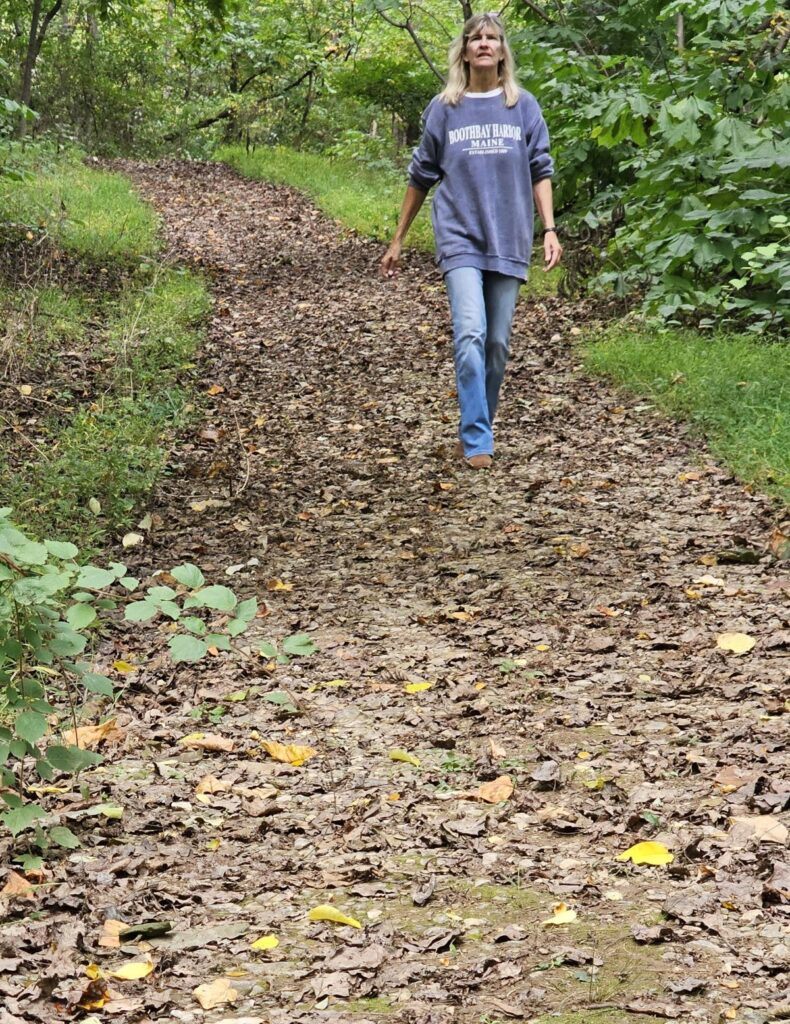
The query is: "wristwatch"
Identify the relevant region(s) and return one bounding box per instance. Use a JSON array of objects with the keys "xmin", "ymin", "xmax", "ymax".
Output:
[{"xmin": 542, "ymin": 226, "xmax": 558, "ymax": 237}]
